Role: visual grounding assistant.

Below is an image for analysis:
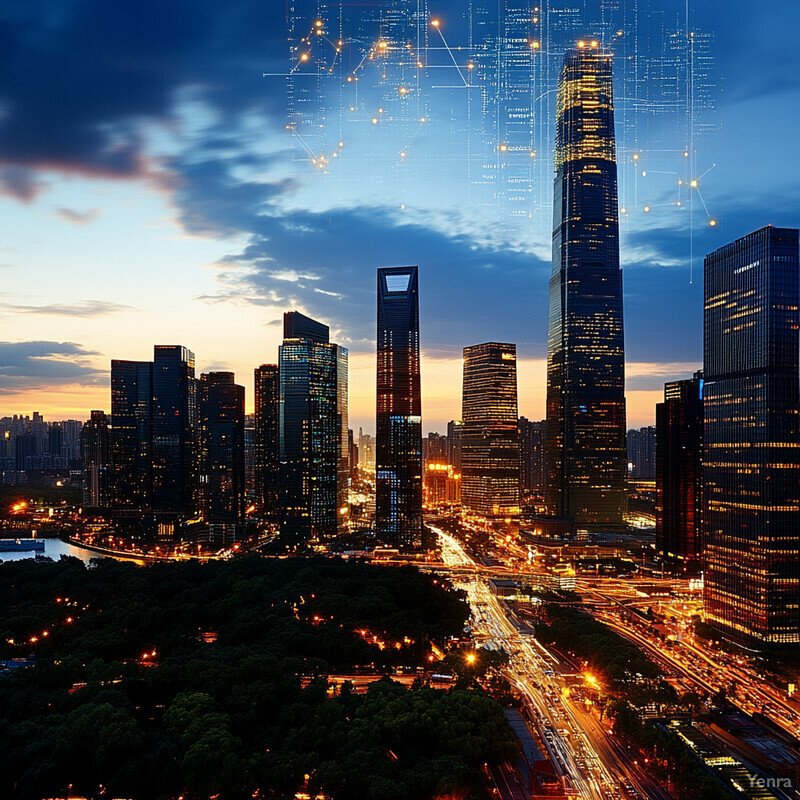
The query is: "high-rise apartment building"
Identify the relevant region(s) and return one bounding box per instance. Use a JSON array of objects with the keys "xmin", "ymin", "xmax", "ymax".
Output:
[
  {"xmin": 545, "ymin": 42, "xmax": 627, "ymax": 530},
  {"xmin": 703, "ymin": 226, "xmax": 800, "ymax": 645},
  {"xmin": 375, "ymin": 267, "xmax": 423, "ymax": 548},
  {"xmin": 462, "ymin": 342, "xmax": 520, "ymax": 518},
  {"xmin": 81, "ymin": 410, "xmax": 110, "ymax": 507},
  {"xmin": 151, "ymin": 346, "xmax": 197, "ymax": 514},
  {"xmin": 279, "ymin": 312, "xmax": 339, "ymax": 544},
  {"xmin": 198, "ymin": 372, "xmax": 245, "ymax": 540},
  {"xmin": 254, "ymin": 364, "xmax": 280, "ymax": 519},
  {"xmin": 655, "ymin": 373, "xmax": 703, "ymax": 564}
]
